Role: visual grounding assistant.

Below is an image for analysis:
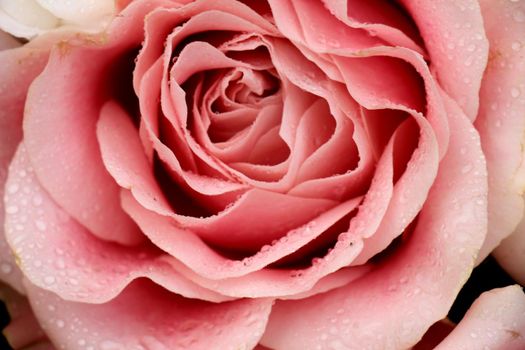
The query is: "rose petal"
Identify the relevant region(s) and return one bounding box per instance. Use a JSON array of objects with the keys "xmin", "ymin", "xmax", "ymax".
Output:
[
  {"xmin": 4, "ymin": 145, "xmax": 231, "ymax": 303},
  {"xmin": 122, "ymin": 189, "xmax": 361, "ymax": 279},
  {"xmin": 24, "ymin": 278, "xmax": 273, "ymax": 350},
  {"xmin": 260, "ymin": 88, "xmax": 487, "ymax": 349},
  {"xmin": 321, "ymin": 0, "xmax": 426, "ymax": 55},
  {"xmin": 399, "ymin": 0, "xmax": 489, "ymax": 120},
  {"xmin": 267, "ymin": 0, "xmax": 381, "ymax": 52},
  {"xmin": 434, "ymin": 286, "xmax": 525, "ymax": 350},
  {"xmin": 0, "ymin": 43, "xmax": 50, "ymax": 293},
  {"xmin": 474, "ymin": 0, "xmax": 525, "ymax": 263},
  {"xmin": 22, "ymin": 1, "xmax": 164, "ymax": 245}
]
